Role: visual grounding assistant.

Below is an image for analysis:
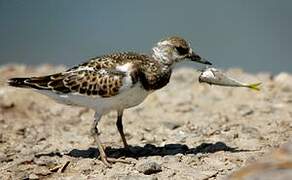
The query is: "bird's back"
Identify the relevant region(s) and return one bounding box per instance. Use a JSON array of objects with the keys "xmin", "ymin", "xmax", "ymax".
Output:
[{"xmin": 8, "ymin": 52, "xmax": 171, "ymax": 95}]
